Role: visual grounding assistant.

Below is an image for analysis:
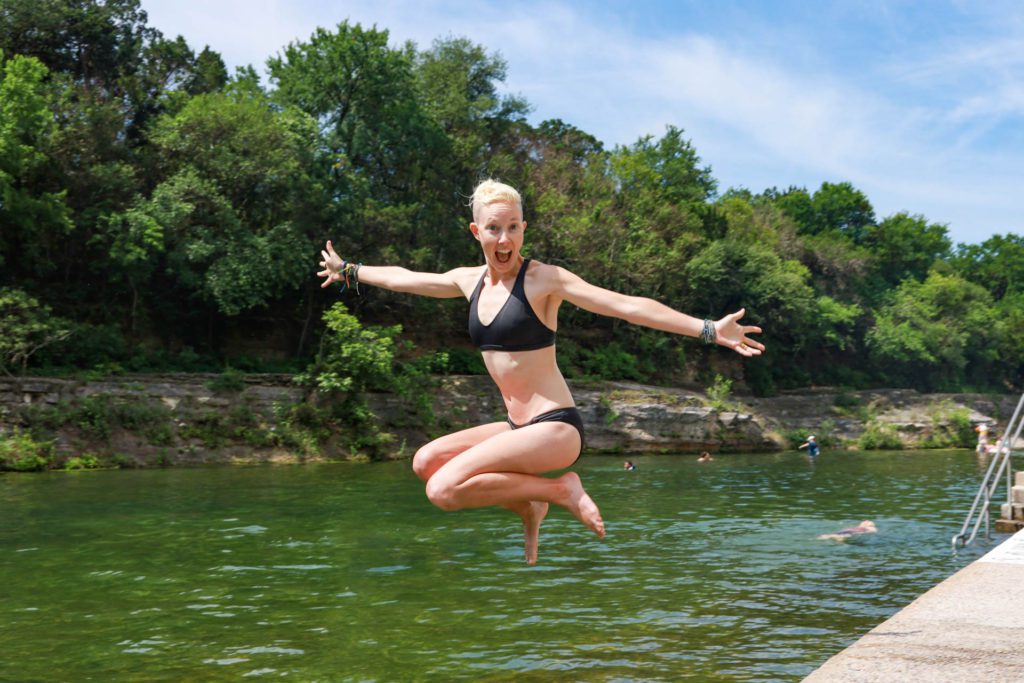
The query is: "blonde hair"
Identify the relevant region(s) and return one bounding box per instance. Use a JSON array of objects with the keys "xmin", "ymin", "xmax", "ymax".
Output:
[{"xmin": 470, "ymin": 179, "xmax": 522, "ymax": 222}]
